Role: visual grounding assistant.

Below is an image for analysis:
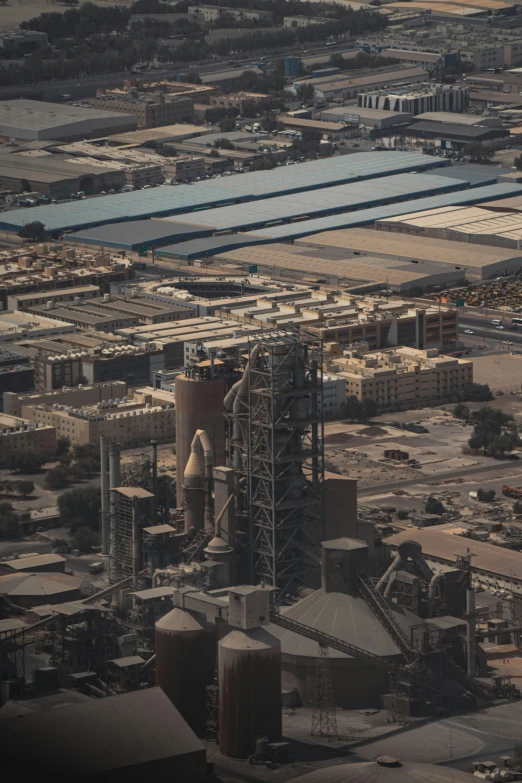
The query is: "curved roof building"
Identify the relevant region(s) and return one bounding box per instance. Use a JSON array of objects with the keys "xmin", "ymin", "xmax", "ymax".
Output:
[{"xmin": 295, "ymin": 757, "xmax": 474, "ymax": 782}]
